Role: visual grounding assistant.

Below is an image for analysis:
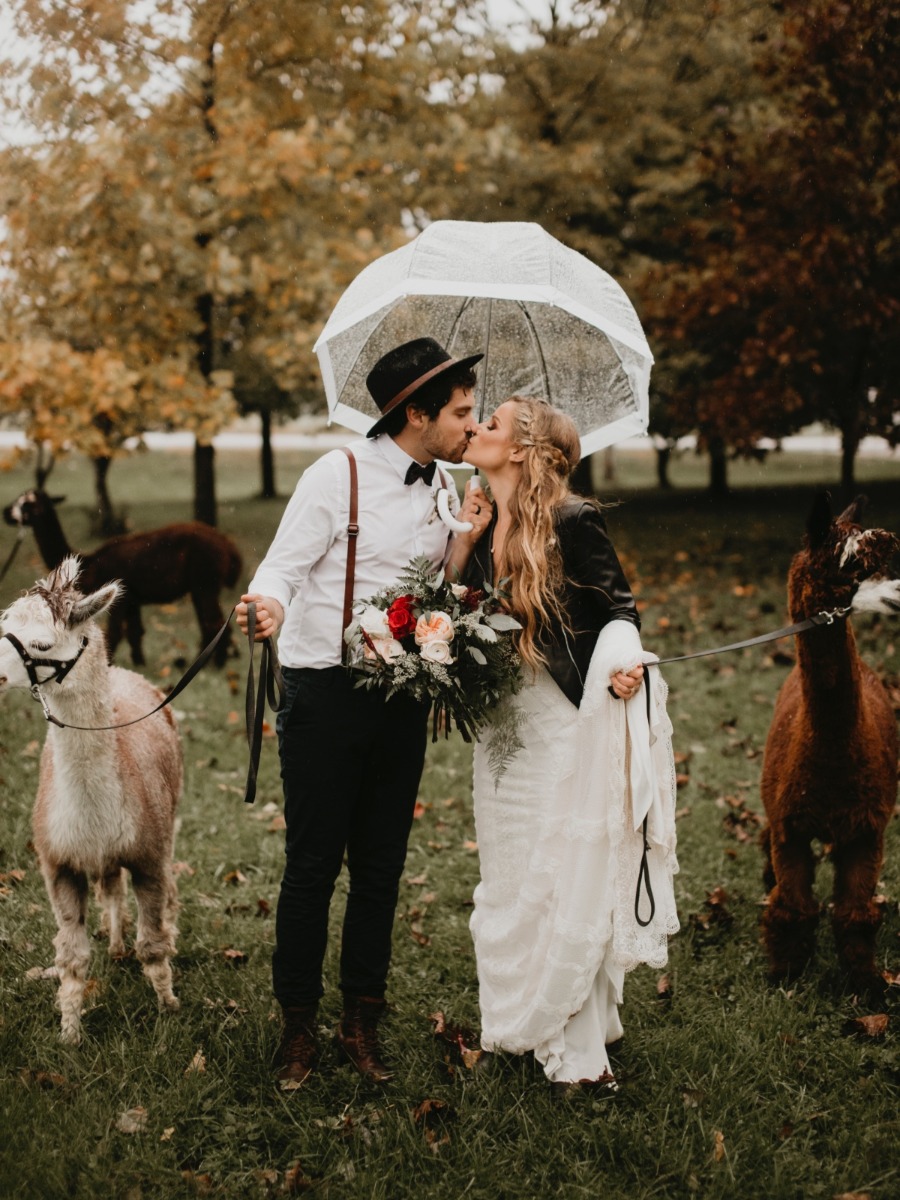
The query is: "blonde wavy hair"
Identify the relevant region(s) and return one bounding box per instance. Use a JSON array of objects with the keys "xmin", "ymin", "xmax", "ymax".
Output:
[{"xmin": 498, "ymin": 396, "xmax": 582, "ymax": 670}]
